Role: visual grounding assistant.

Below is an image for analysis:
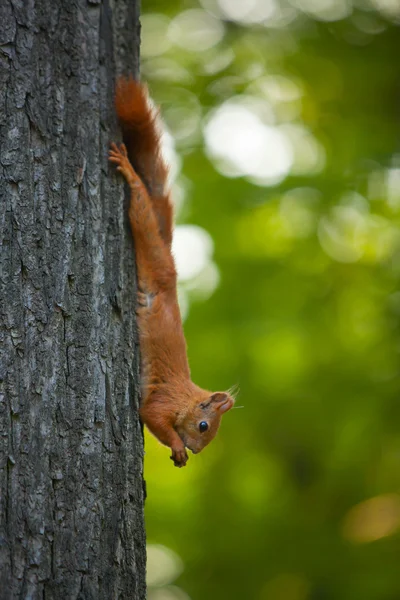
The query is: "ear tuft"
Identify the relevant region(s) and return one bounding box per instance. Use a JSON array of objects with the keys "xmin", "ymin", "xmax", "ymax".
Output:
[{"xmin": 210, "ymin": 392, "xmax": 234, "ymax": 414}]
